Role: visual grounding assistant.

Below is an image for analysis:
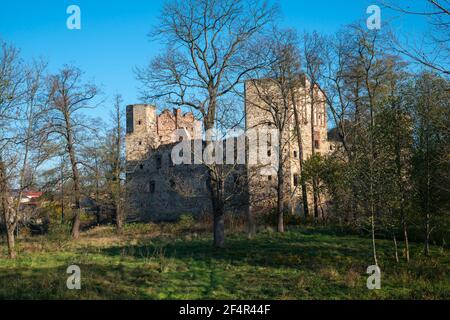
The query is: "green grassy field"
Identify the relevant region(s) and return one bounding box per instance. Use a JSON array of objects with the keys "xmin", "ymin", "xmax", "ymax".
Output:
[{"xmin": 0, "ymin": 223, "xmax": 448, "ymax": 299}]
